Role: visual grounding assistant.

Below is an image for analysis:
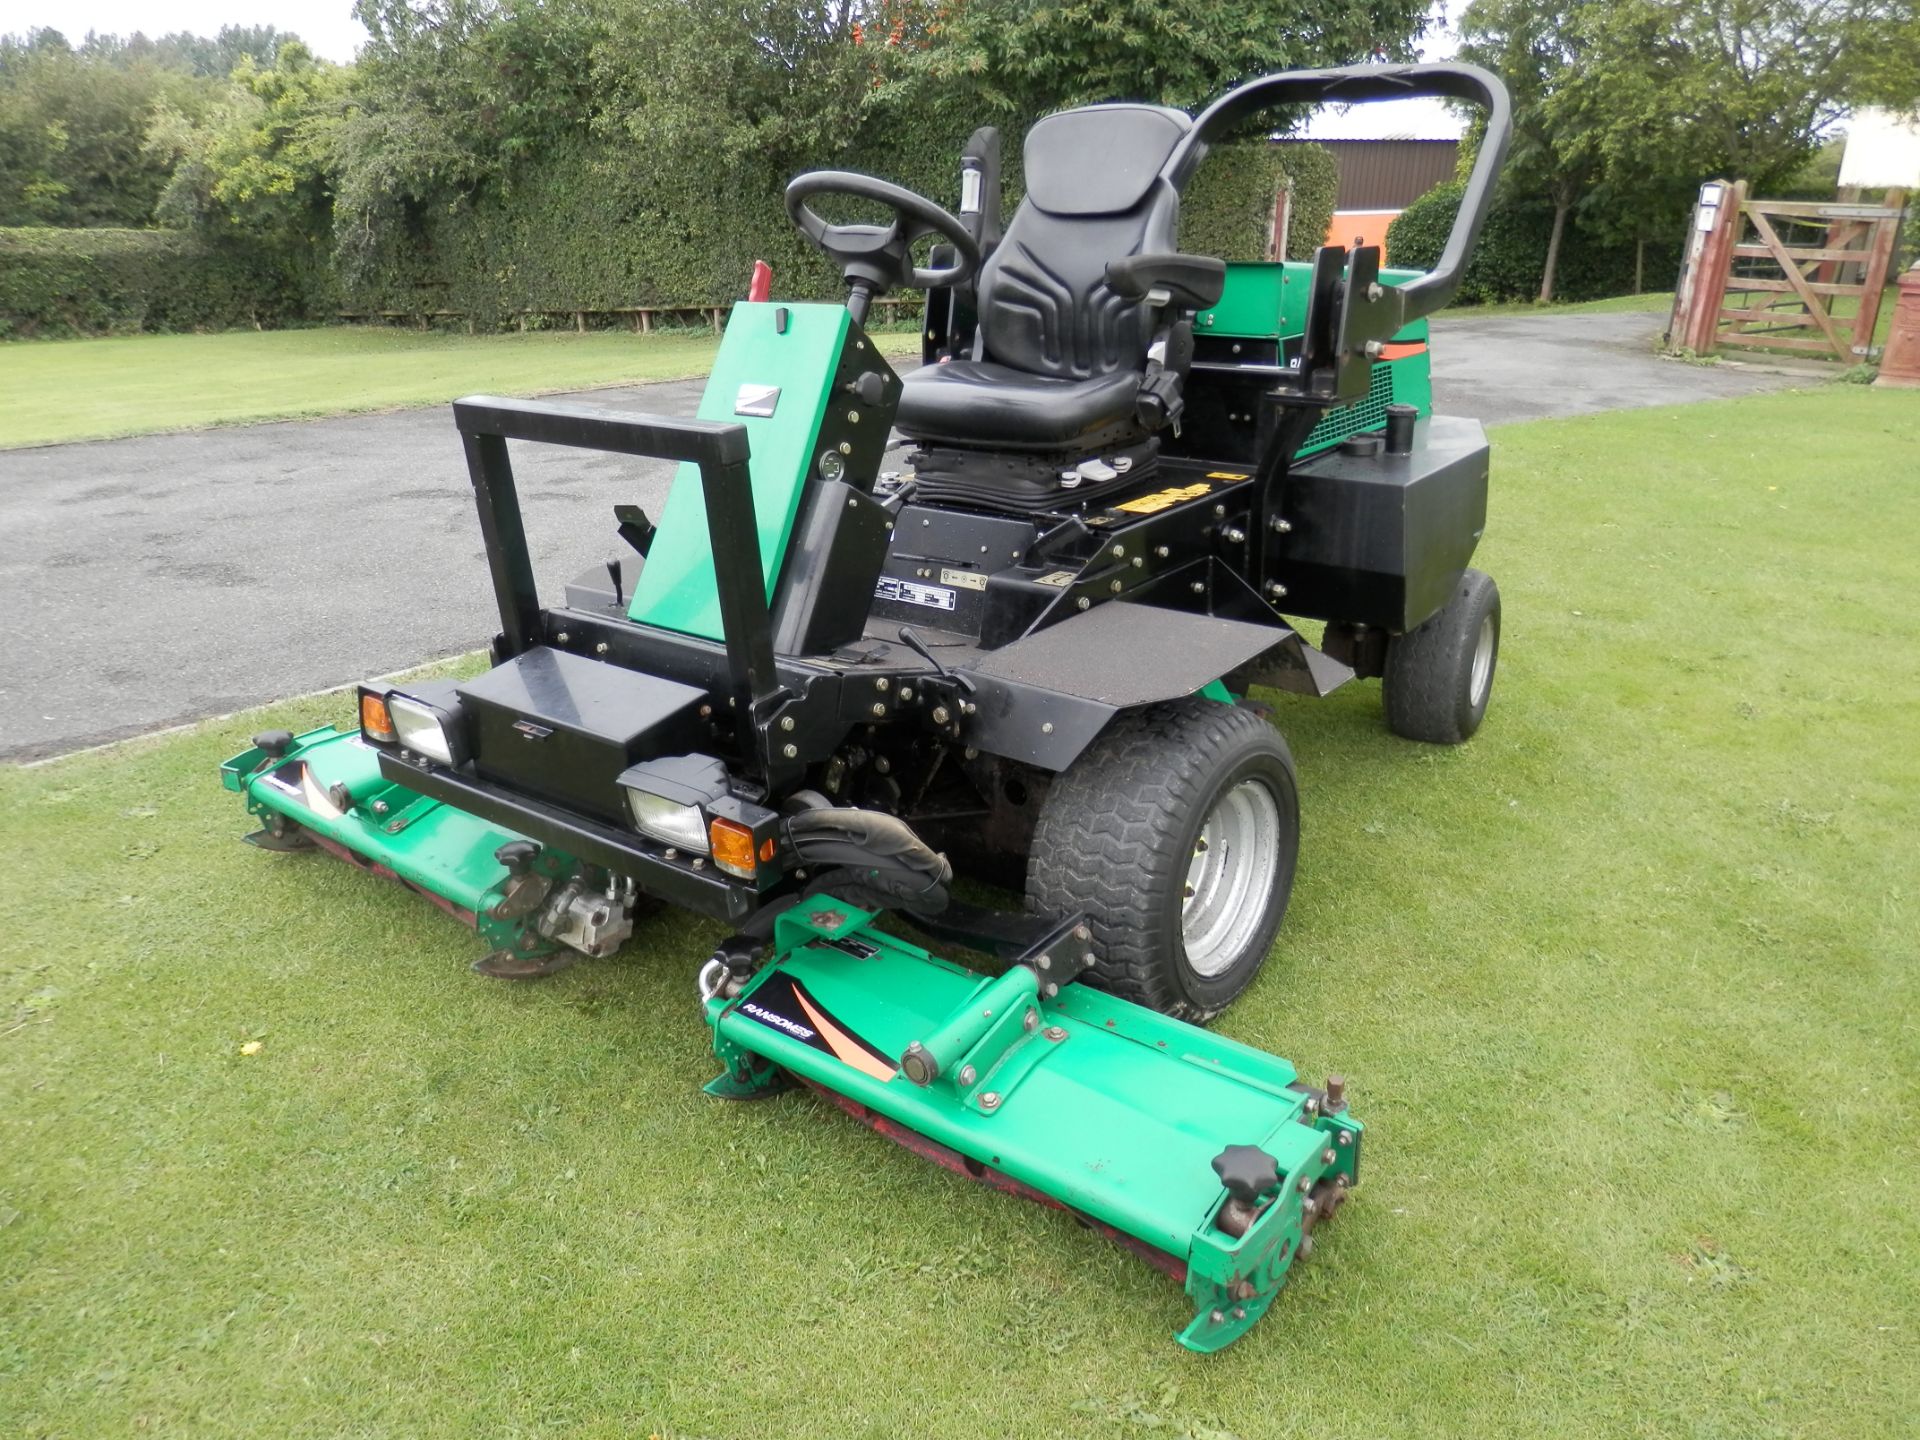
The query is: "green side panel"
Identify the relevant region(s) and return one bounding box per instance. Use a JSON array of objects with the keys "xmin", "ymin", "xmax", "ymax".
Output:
[
  {"xmin": 225, "ymin": 727, "xmax": 527, "ymax": 915},
  {"xmin": 1198, "ymin": 261, "xmax": 1431, "ymax": 344},
  {"xmin": 1196, "ymin": 262, "xmax": 1291, "ymax": 337},
  {"xmin": 627, "ymin": 301, "xmax": 851, "ymax": 641}
]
